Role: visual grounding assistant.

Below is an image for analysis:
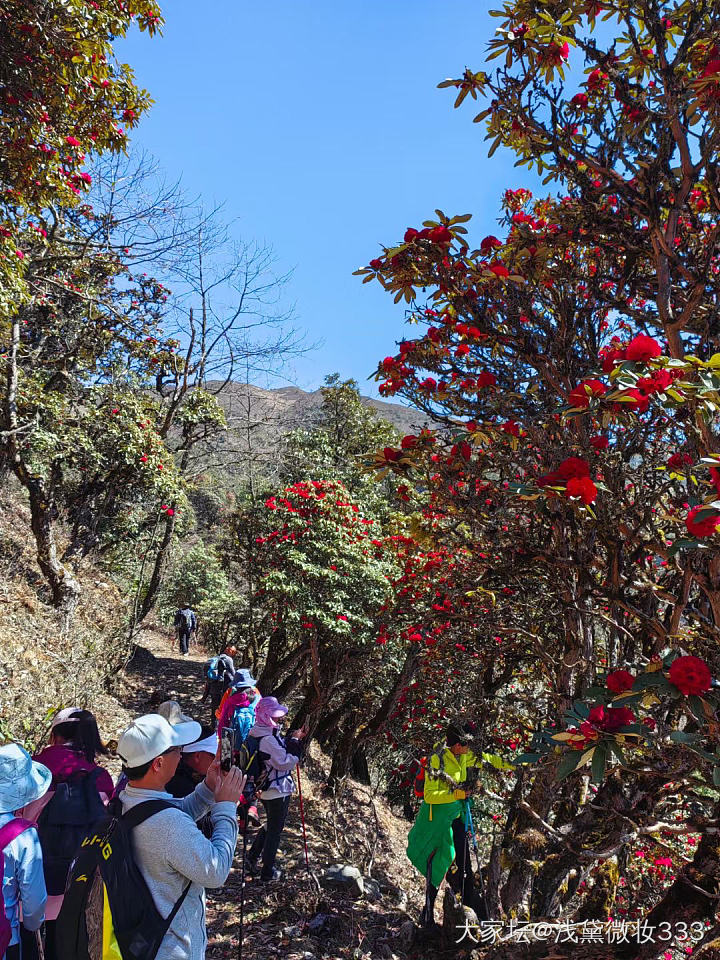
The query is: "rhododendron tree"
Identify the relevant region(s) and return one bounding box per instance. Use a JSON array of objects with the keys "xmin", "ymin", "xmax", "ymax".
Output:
[
  {"xmin": 359, "ymin": 0, "xmax": 720, "ymax": 949},
  {"xmin": 0, "ymin": 0, "xmax": 160, "ymax": 320}
]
